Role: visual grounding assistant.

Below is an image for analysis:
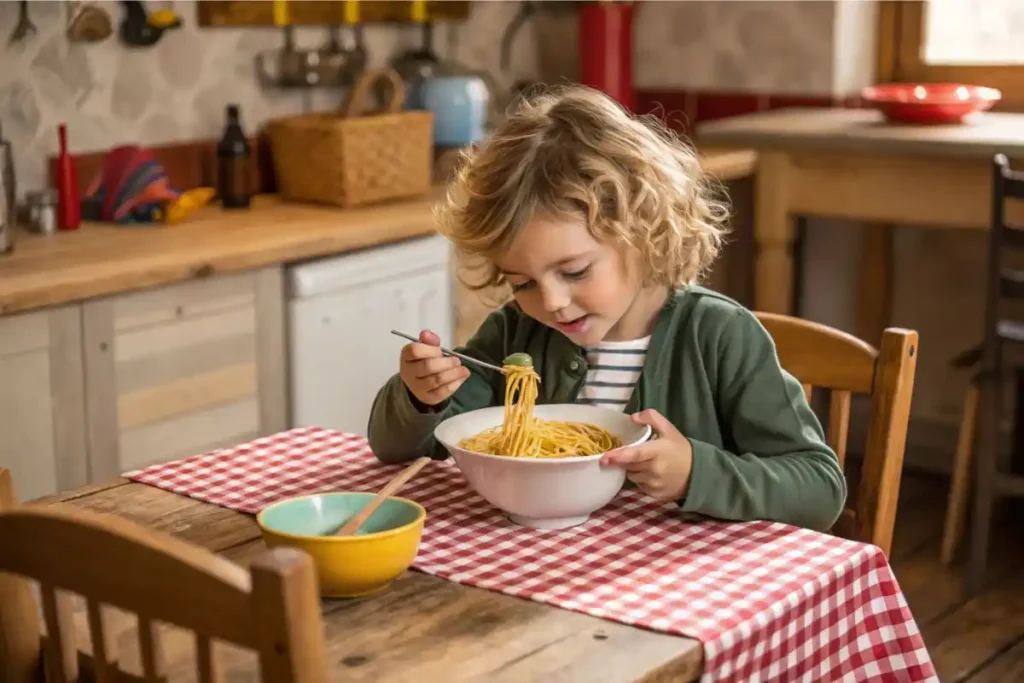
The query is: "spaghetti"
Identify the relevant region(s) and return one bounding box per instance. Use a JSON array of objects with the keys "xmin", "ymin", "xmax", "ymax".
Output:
[{"xmin": 458, "ymin": 357, "xmax": 620, "ymax": 458}]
